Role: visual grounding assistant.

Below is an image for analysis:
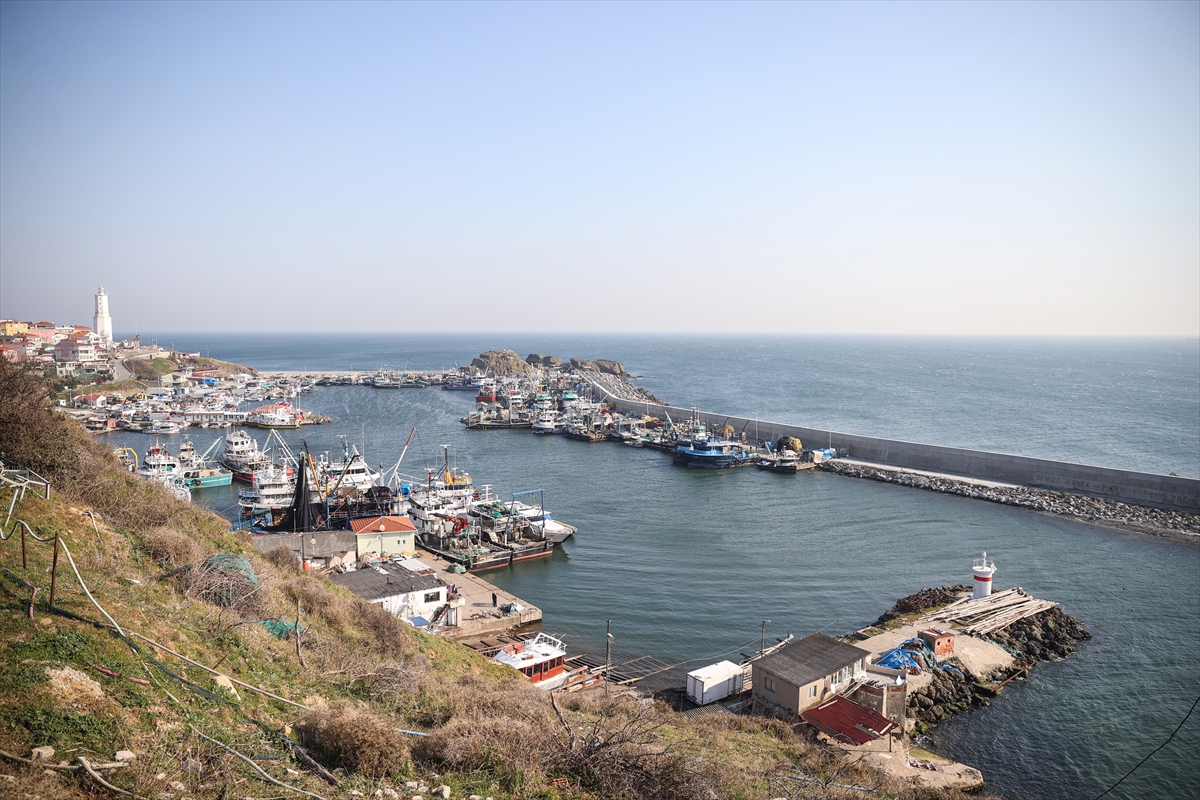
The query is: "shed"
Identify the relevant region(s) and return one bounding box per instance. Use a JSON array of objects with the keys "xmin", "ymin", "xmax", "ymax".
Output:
[
  {"xmin": 686, "ymin": 661, "xmax": 745, "ymax": 706},
  {"xmin": 752, "ymin": 633, "xmax": 870, "ymax": 714},
  {"xmin": 328, "ymin": 561, "xmax": 446, "ymax": 621},
  {"xmin": 801, "ymin": 696, "xmax": 896, "ymax": 745},
  {"xmin": 919, "ymin": 628, "xmax": 955, "ymax": 657}
]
